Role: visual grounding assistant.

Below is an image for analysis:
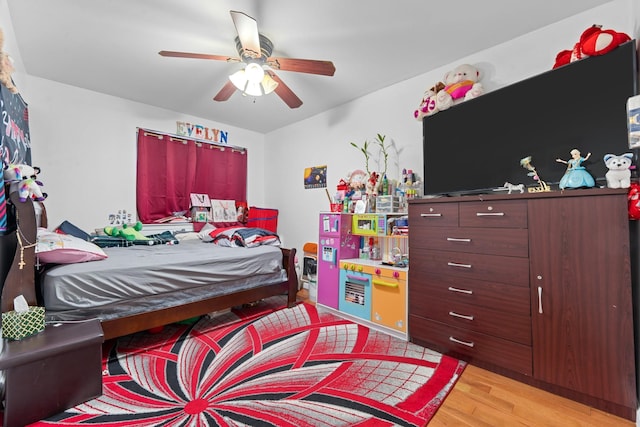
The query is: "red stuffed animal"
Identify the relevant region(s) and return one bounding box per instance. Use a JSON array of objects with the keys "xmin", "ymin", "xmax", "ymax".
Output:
[
  {"xmin": 553, "ymin": 25, "xmax": 631, "ymax": 69},
  {"xmin": 628, "ymin": 182, "xmax": 640, "ymax": 220}
]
